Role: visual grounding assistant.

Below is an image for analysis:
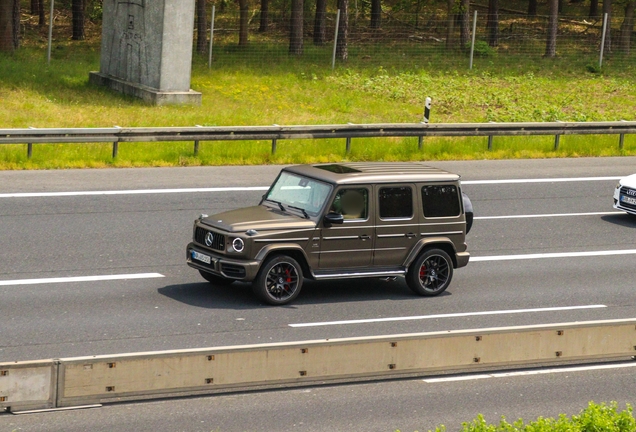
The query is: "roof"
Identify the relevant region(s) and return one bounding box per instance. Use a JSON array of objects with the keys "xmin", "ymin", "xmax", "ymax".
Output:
[{"xmin": 284, "ymin": 162, "xmax": 461, "ymax": 185}]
